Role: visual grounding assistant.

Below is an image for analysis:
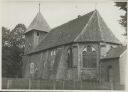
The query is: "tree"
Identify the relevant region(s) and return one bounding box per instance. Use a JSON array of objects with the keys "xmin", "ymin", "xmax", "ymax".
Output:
[
  {"xmin": 2, "ymin": 27, "xmax": 10, "ymax": 47},
  {"xmin": 115, "ymin": 2, "xmax": 127, "ymax": 36},
  {"xmin": 2, "ymin": 24, "xmax": 26, "ymax": 78},
  {"xmin": 10, "ymin": 24, "xmax": 26, "ymax": 48}
]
